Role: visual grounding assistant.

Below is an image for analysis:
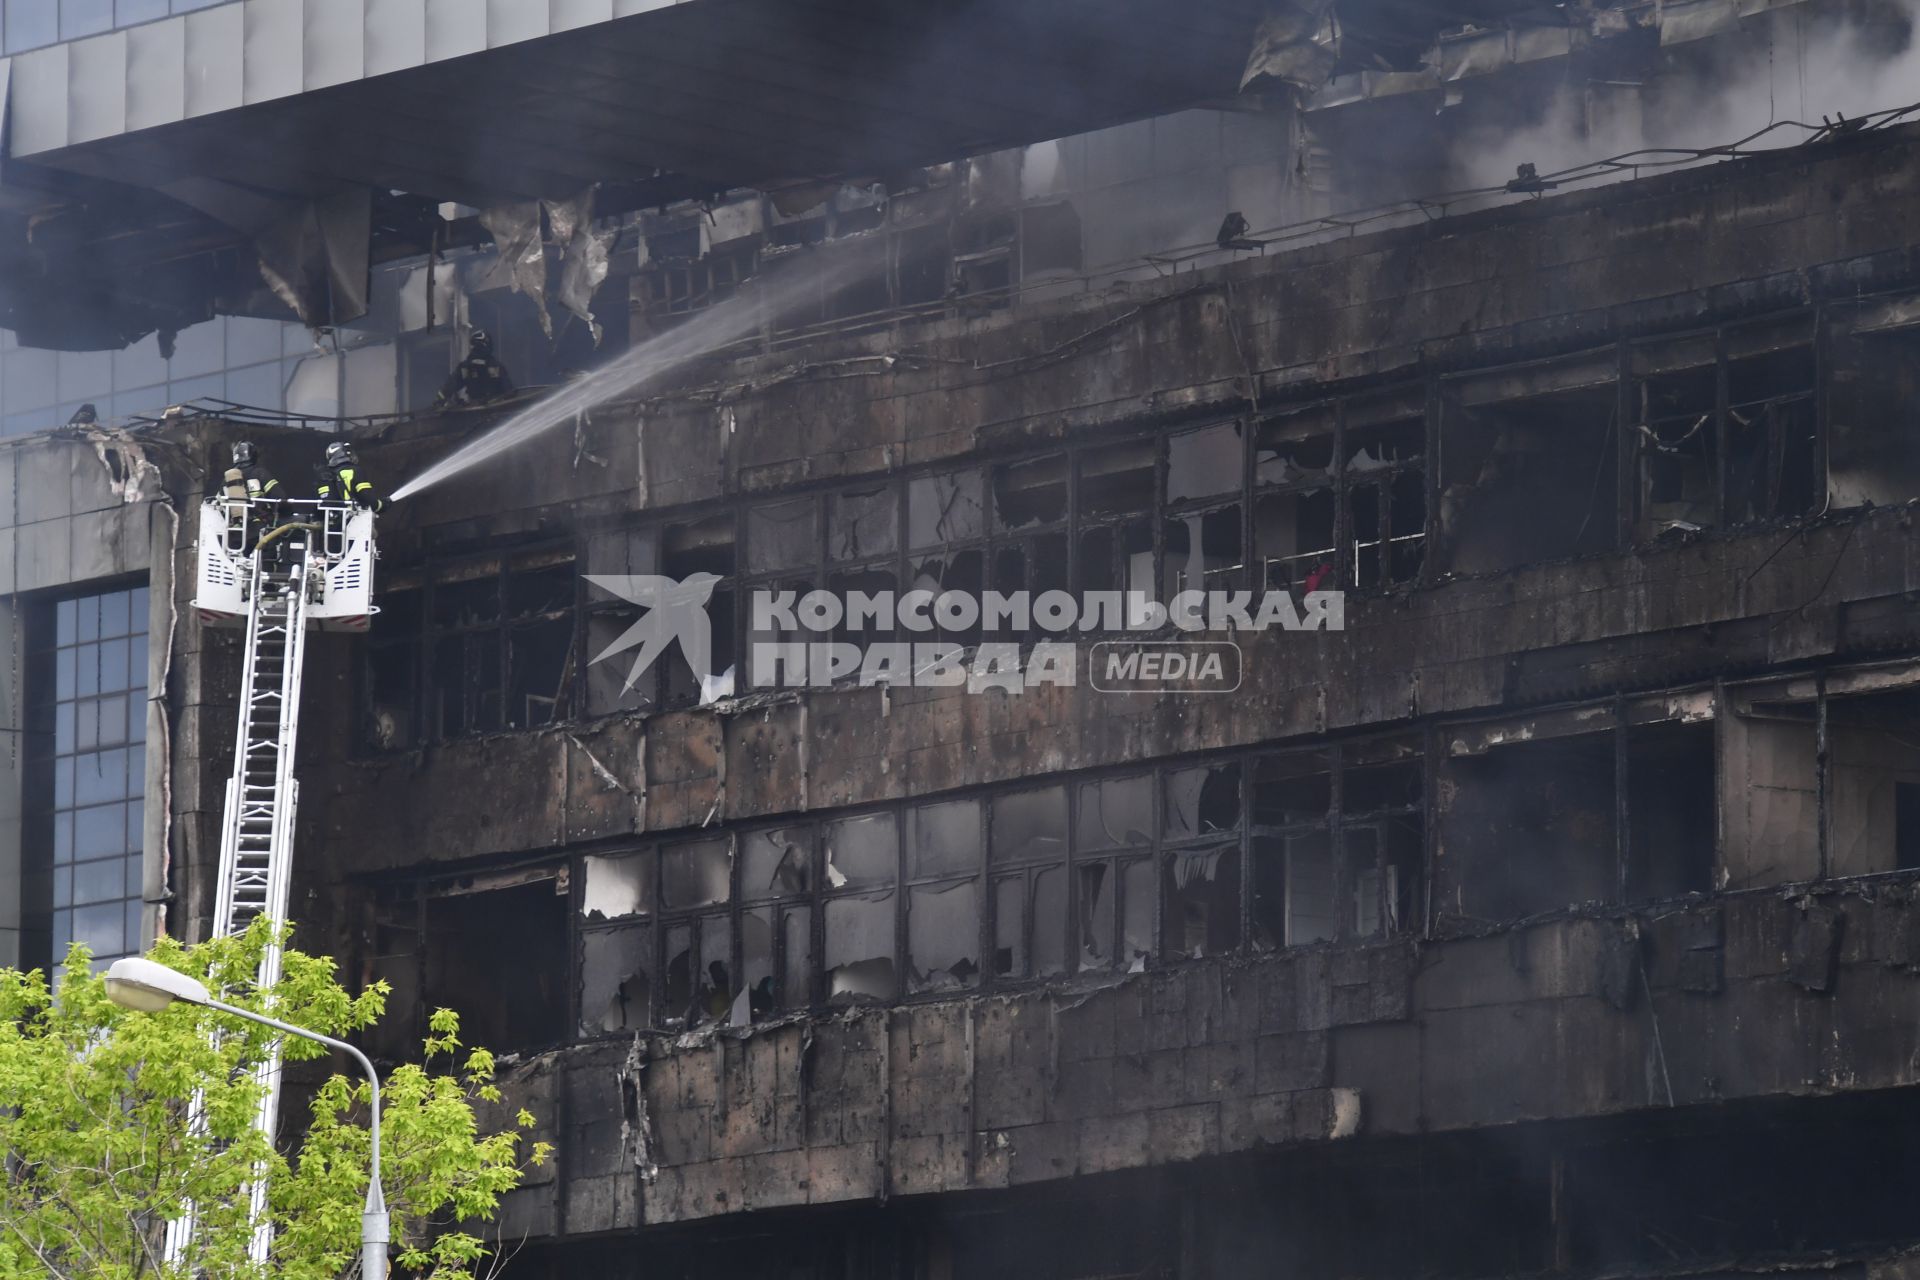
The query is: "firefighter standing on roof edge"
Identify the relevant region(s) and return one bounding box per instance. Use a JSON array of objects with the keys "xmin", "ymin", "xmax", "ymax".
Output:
[
  {"xmin": 316, "ymin": 440, "xmax": 382, "ymax": 512},
  {"xmin": 433, "ymin": 328, "xmax": 514, "ymax": 408}
]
